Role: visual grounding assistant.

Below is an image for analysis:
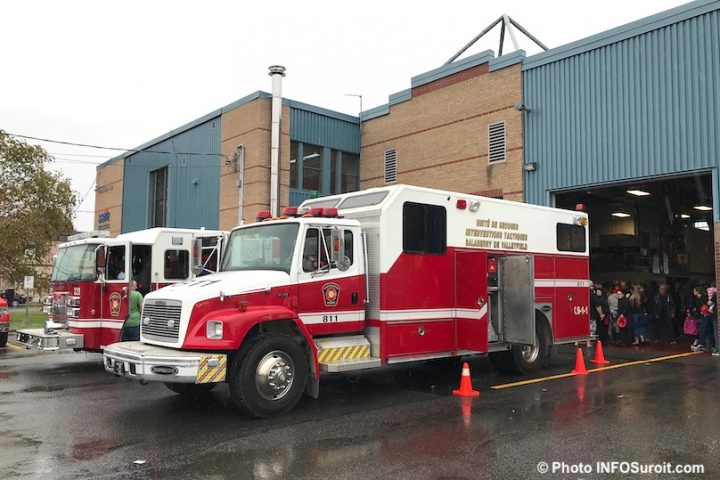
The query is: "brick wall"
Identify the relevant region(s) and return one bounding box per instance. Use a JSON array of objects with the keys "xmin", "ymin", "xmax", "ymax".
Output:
[
  {"xmin": 94, "ymin": 159, "xmax": 124, "ymax": 236},
  {"xmin": 361, "ymin": 63, "xmax": 524, "ymax": 201},
  {"xmin": 219, "ymin": 99, "xmax": 291, "ymax": 230}
]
